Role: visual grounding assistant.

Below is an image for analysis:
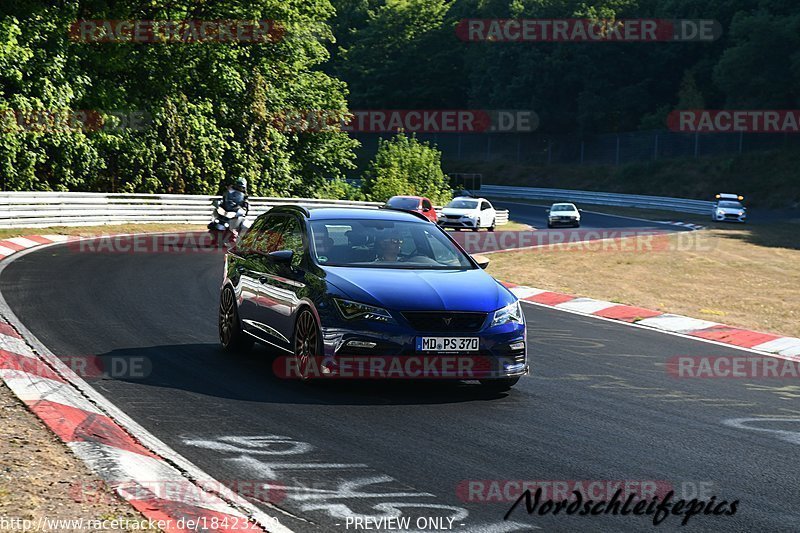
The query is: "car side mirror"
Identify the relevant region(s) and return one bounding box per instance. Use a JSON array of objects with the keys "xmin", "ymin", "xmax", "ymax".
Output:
[
  {"xmin": 423, "ymin": 206, "xmax": 431, "ymax": 212},
  {"xmin": 268, "ymin": 249, "xmax": 294, "ymax": 263},
  {"xmin": 472, "ymin": 254, "xmax": 490, "ymax": 269},
  {"xmin": 578, "ymin": 209, "xmax": 583, "ymax": 213}
]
